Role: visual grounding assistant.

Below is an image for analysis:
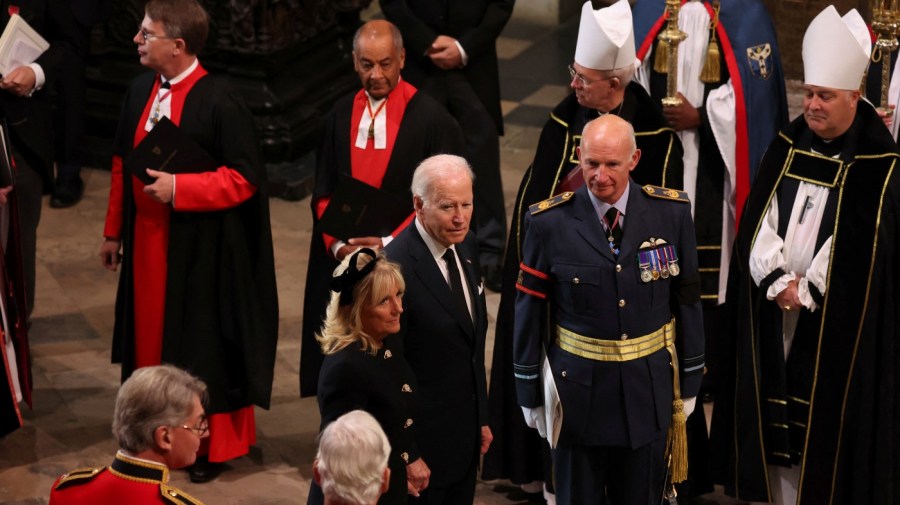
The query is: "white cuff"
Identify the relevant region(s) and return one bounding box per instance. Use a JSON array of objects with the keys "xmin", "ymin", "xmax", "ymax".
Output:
[
  {"xmin": 27, "ymin": 63, "xmax": 44, "ymax": 93},
  {"xmin": 765, "ymin": 272, "xmax": 795, "ymax": 300},
  {"xmin": 454, "ymin": 40, "xmax": 469, "ymax": 67}
]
